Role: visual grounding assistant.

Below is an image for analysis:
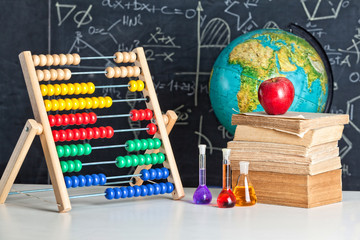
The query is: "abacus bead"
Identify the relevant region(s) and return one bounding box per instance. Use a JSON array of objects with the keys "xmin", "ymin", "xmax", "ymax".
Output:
[
  {"xmin": 120, "ymin": 66, "xmax": 128, "ymax": 78},
  {"xmin": 46, "ymin": 84, "xmax": 54, "ymax": 96},
  {"xmin": 106, "ymin": 126, "xmax": 114, "ymax": 138},
  {"xmin": 50, "ymin": 69, "xmax": 58, "ymax": 81},
  {"xmin": 131, "ymin": 155, "xmax": 139, "ymax": 167},
  {"xmin": 126, "ymin": 66, "xmax": 134, "ymax": 77},
  {"xmin": 67, "ymin": 160, "xmax": 75, "ymax": 172},
  {"xmin": 147, "ymin": 184, "xmax": 154, "ymax": 196},
  {"xmin": 65, "ymin": 98, "xmax": 73, "ymax": 111},
  {"xmin": 60, "ymin": 83, "xmax": 68, "ymax": 95},
  {"xmin": 64, "ymin": 69, "xmax": 72, "ymax": 80},
  {"xmin": 79, "ymin": 128, "xmax": 87, "ymax": 140},
  {"xmin": 63, "ymin": 145, "xmax": 72, "ymax": 157},
  {"xmin": 64, "ymin": 176, "xmax": 72, "ymax": 188},
  {"xmin": 70, "ymin": 176, "xmax": 78, "ymax": 188},
  {"xmin": 65, "ymin": 129, "xmax": 74, "ymax": 141},
  {"xmin": 52, "ymin": 54, "xmax": 60, "ymax": 66},
  {"xmin": 140, "ymin": 169, "xmax": 150, "ymax": 181},
  {"xmin": 120, "ymin": 187, "xmax": 128, "ymax": 198},
  {"xmin": 133, "ymin": 66, "xmax": 141, "ymax": 77},
  {"xmin": 147, "ymin": 139, "xmax": 155, "ymax": 150},
  {"xmin": 133, "ymin": 185, "xmax": 141, "ymax": 197},
  {"xmin": 80, "ymin": 82, "xmax": 88, "ymax": 94},
  {"xmin": 105, "ymin": 188, "xmax": 115, "ymax": 200},
  {"xmin": 124, "ymin": 156, "xmax": 133, "ymax": 168},
  {"xmin": 40, "ymin": 85, "xmax": 48, "ymax": 96},
  {"xmin": 43, "ymin": 70, "xmax": 51, "ymax": 81},
  {"xmin": 138, "ymin": 155, "xmax": 145, "ymax": 166},
  {"xmin": 136, "ymin": 80, "xmax": 145, "ymax": 92},
  {"xmin": 144, "ymin": 154, "xmax": 152, "ymax": 165},
  {"xmin": 153, "ymin": 183, "xmax": 161, "ymax": 195},
  {"xmin": 78, "ymin": 175, "xmax": 86, "ymax": 187},
  {"xmin": 140, "ymin": 139, "xmax": 148, "ymax": 151},
  {"xmin": 92, "ymin": 174, "xmax": 100, "ymax": 186},
  {"xmin": 113, "ymin": 67, "xmax": 121, "ymax": 78},
  {"xmin": 36, "ymin": 69, "xmax": 44, "ymax": 81},
  {"xmin": 56, "ymin": 69, "xmax": 65, "ymax": 81},
  {"xmin": 32, "ymin": 55, "xmax": 40, "ymax": 66},
  {"xmin": 114, "ymin": 187, "xmax": 121, "ymax": 199},
  {"xmin": 149, "ymin": 169, "xmax": 157, "ymax": 180},
  {"xmin": 48, "ymin": 115, "xmax": 56, "ymax": 127},
  {"xmin": 67, "ymin": 83, "xmax": 75, "ymax": 95},
  {"xmin": 166, "ymin": 182, "xmax": 174, "ymax": 193},
  {"xmin": 159, "ymin": 182, "xmax": 167, "ymax": 194},
  {"xmin": 157, "ymin": 153, "xmax": 166, "ymax": 164},
  {"xmin": 127, "ymin": 186, "xmax": 135, "ymax": 198},
  {"xmin": 130, "ymin": 109, "xmax": 139, "ymax": 121},
  {"xmin": 93, "ymin": 127, "xmax": 101, "ymax": 139},
  {"xmin": 115, "ymin": 156, "xmax": 126, "ymax": 168},
  {"xmin": 66, "ymin": 54, "xmax": 74, "ymax": 65},
  {"xmin": 98, "ymin": 97, "xmax": 106, "ymax": 108},
  {"xmin": 151, "ymin": 153, "xmax": 159, "ymax": 165},
  {"xmin": 128, "ymin": 80, "xmax": 137, "ymax": 92},
  {"xmin": 84, "ymin": 143, "xmax": 92, "ymax": 155},
  {"xmin": 70, "ymin": 144, "xmax": 78, "ymax": 156},
  {"xmin": 146, "ymin": 123, "xmax": 157, "ymax": 135},
  {"xmin": 68, "ymin": 114, "xmax": 76, "ymax": 125},
  {"xmin": 89, "ymin": 112, "xmax": 97, "ymax": 124},
  {"xmin": 75, "ymin": 113, "xmax": 83, "ymax": 125},
  {"xmin": 60, "ymin": 161, "xmax": 68, "ymax": 173},
  {"xmin": 87, "ymin": 82, "xmax": 95, "ymax": 94},
  {"xmin": 91, "ymin": 97, "xmax": 99, "ymax": 109},
  {"xmin": 78, "ymin": 98, "xmax": 87, "ymax": 110},
  {"xmin": 133, "ymin": 139, "xmax": 142, "ymax": 151},
  {"xmin": 77, "ymin": 144, "xmax": 85, "ymax": 156},
  {"xmin": 104, "ymin": 96, "xmax": 112, "ymax": 108},
  {"xmin": 54, "ymin": 114, "xmax": 63, "ymax": 126},
  {"xmin": 57, "ymin": 99, "xmax": 66, "ymax": 111},
  {"xmin": 44, "ymin": 100, "xmax": 52, "ymax": 112},
  {"xmin": 99, "ymin": 127, "xmax": 107, "ymax": 138},
  {"xmin": 122, "ymin": 52, "xmax": 130, "ymax": 63},
  {"xmin": 58, "ymin": 130, "xmax": 67, "ymax": 142},
  {"xmin": 154, "ymin": 138, "xmax": 162, "ymax": 149},
  {"xmin": 59, "ymin": 54, "xmax": 67, "ymax": 65},
  {"xmin": 98, "ymin": 173, "xmax": 107, "ymax": 185},
  {"xmin": 56, "ymin": 146, "xmax": 64, "ymax": 158},
  {"xmin": 62, "ymin": 114, "xmax": 70, "ymax": 126},
  {"xmin": 140, "ymin": 185, "xmax": 148, "ymax": 197},
  {"xmin": 74, "ymin": 83, "xmax": 82, "ymax": 95},
  {"xmin": 82, "ymin": 113, "xmax": 90, "ymax": 125},
  {"xmin": 129, "ymin": 52, "xmax": 137, "ymax": 62},
  {"xmin": 39, "ymin": 54, "xmax": 47, "ymax": 66},
  {"xmin": 46, "ymin": 55, "xmax": 54, "ymax": 66},
  {"xmin": 53, "ymin": 84, "xmax": 61, "ymax": 95},
  {"xmin": 85, "ymin": 97, "xmax": 93, "ymax": 109},
  {"xmin": 71, "ymin": 98, "xmax": 79, "ymax": 110},
  {"xmin": 74, "ymin": 160, "xmax": 82, "ymax": 172},
  {"xmin": 156, "ymin": 168, "xmax": 163, "ymax": 179},
  {"xmin": 114, "ymin": 52, "xmax": 123, "ymax": 63},
  {"xmin": 85, "ymin": 175, "xmax": 93, "ymax": 186},
  {"xmin": 52, "ymin": 130, "xmax": 60, "ymax": 142},
  {"xmin": 144, "ymin": 109, "xmax": 153, "ymax": 120},
  {"xmin": 73, "ymin": 129, "xmax": 81, "ymax": 141},
  {"xmin": 86, "ymin": 128, "xmax": 94, "ymax": 140},
  {"xmin": 125, "ymin": 140, "xmax": 135, "ymax": 152},
  {"xmin": 105, "ymin": 67, "xmax": 115, "ymax": 78},
  {"xmin": 72, "ymin": 53, "xmax": 81, "ymax": 65},
  {"xmin": 138, "ymin": 109, "xmax": 146, "ymax": 121}
]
